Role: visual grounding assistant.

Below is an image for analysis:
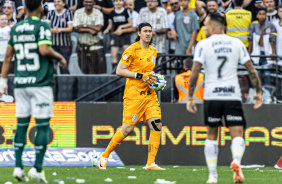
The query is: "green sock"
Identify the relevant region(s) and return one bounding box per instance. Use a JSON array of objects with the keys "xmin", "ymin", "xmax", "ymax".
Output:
[
  {"xmin": 14, "ymin": 117, "xmax": 30, "ymax": 169},
  {"xmin": 34, "ymin": 118, "xmax": 50, "ymax": 172}
]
